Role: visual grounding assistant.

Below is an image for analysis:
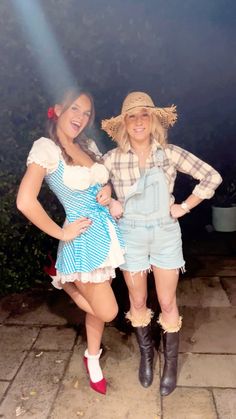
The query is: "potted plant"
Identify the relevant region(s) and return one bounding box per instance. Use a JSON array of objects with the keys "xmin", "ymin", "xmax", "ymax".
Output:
[{"xmin": 212, "ymin": 173, "xmax": 236, "ymax": 232}]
